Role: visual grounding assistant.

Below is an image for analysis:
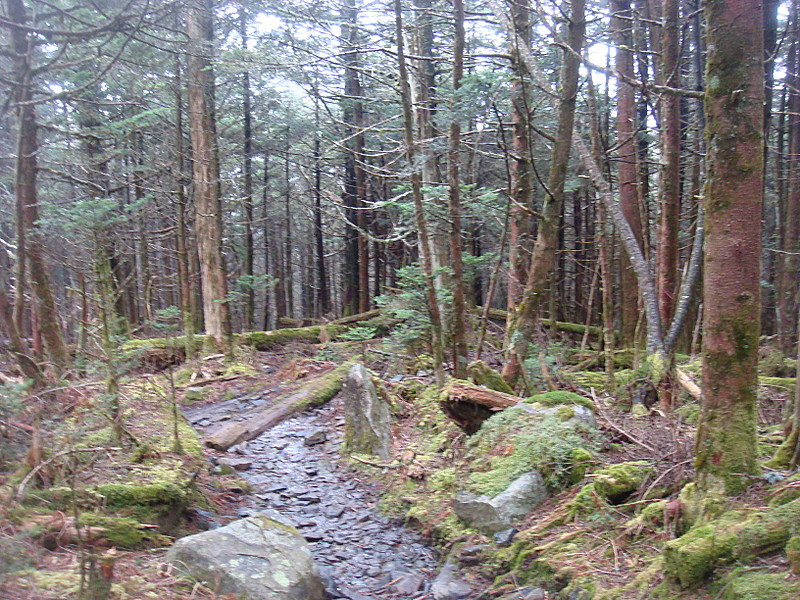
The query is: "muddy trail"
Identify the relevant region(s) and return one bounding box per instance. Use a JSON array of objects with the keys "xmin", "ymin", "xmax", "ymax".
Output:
[{"xmin": 185, "ymin": 389, "xmax": 472, "ymax": 600}]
